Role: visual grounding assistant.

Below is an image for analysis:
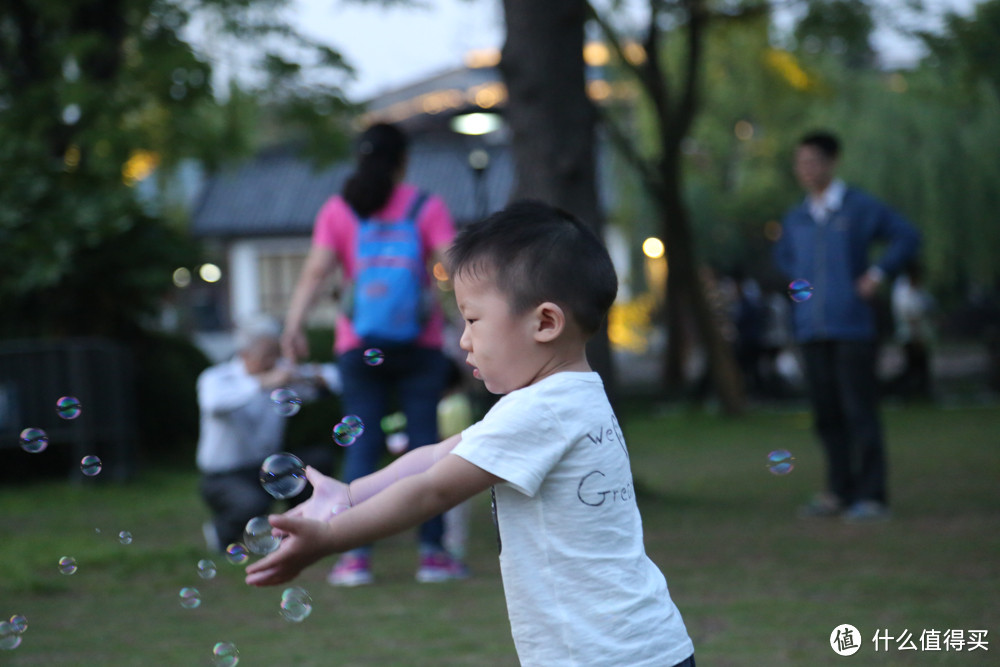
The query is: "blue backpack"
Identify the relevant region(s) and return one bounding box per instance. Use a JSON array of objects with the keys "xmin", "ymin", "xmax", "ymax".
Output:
[{"xmin": 349, "ymin": 192, "xmax": 430, "ymax": 344}]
